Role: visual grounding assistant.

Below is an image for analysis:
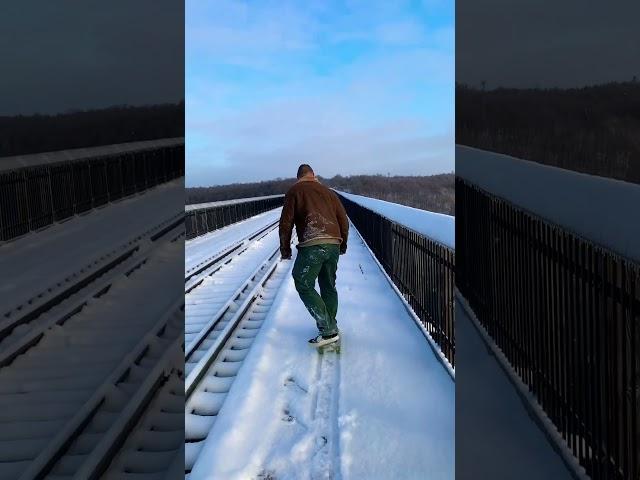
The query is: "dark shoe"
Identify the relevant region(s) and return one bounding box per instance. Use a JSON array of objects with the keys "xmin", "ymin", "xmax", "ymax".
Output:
[{"xmin": 308, "ymin": 333, "xmax": 340, "ymax": 347}]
